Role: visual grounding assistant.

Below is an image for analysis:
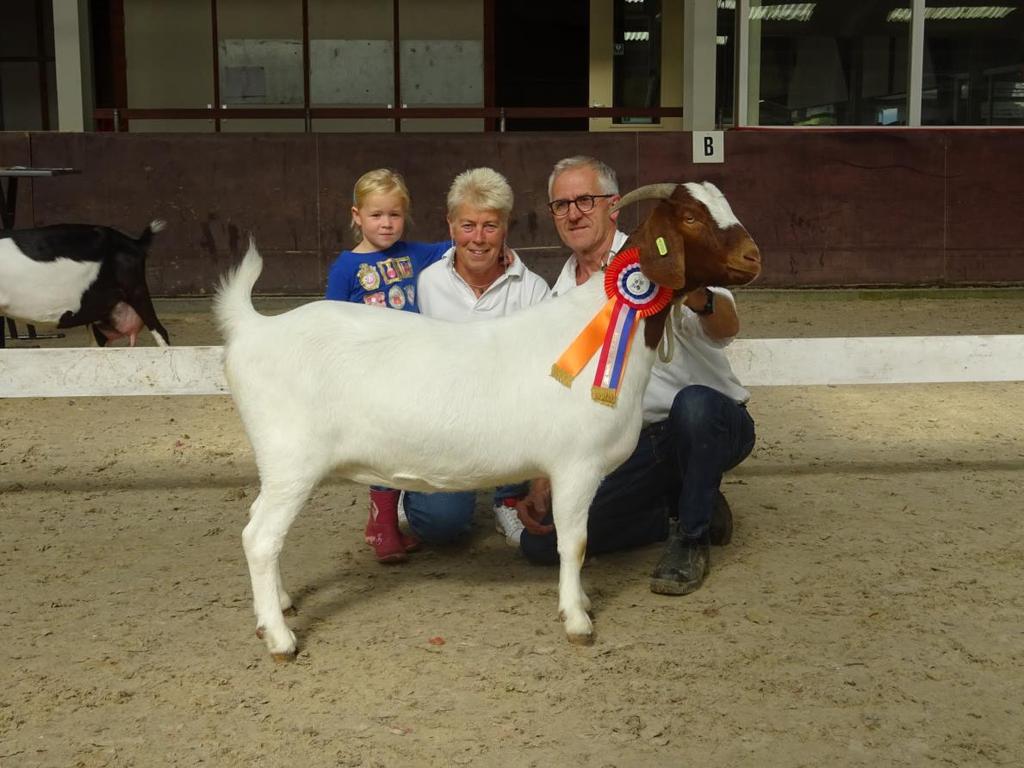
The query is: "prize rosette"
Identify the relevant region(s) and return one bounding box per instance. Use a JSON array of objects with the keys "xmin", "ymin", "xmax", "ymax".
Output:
[
  {"xmin": 604, "ymin": 248, "xmax": 673, "ymax": 317},
  {"xmin": 551, "ymin": 247, "xmax": 673, "ymax": 407}
]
